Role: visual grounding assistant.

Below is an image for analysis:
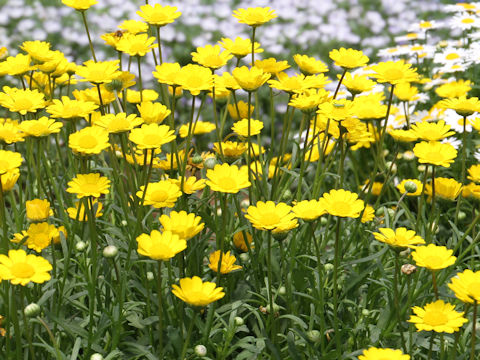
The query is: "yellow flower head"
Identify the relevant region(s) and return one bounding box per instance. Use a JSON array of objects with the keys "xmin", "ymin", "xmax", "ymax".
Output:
[
  {"xmin": 317, "ymin": 99, "xmax": 355, "ymax": 121},
  {"xmin": 289, "ymin": 89, "xmax": 330, "ymax": 113},
  {"xmin": 232, "ymin": 118, "xmax": 263, "ymax": 137},
  {"xmin": 95, "ymin": 112, "xmax": 143, "ymax": 133},
  {"xmin": 129, "ymin": 123, "xmax": 176, "ymax": 150},
  {"xmin": 137, "ymin": 230, "xmax": 186, "ymax": 261},
  {"xmin": 174, "ymin": 64, "xmax": 213, "ymax": 96},
  {"xmin": 411, "ymin": 244, "xmax": 456, "ymax": 270},
  {"xmin": 361, "ymin": 204, "xmax": 375, "ymax": 223},
  {"xmin": 152, "ymin": 62, "xmax": 181, "ymax": 85},
  {"xmin": 172, "ymin": 276, "xmax": 225, "ymax": 307},
  {"xmin": 232, "ymin": 66, "xmax": 270, "ymax": 92},
  {"xmin": 293, "ymin": 54, "xmax": 328, "ymax": 75},
  {"xmin": 396, "ymin": 179, "xmax": 423, "ymax": 196},
  {"xmin": 410, "ymin": 121, "xmax": 455, "ymax": 141},
  {"xmin": 208, "ymin": 250, "xmax": 242, "ymax": 274},
  {"xmin": 233, "ymin": 231, "xmax": 253, "ymax": 252},
  {"xmin": 136, "ymin": 101, "xmax": 171, "ymax": 124},
  {"xmin": 227, "ymin": 100, "xmax": 253, "ymax": 120},
  {"xmin": 0, "ymin": 54, "xmax": 35, "ymax": 76},
  {"xmin": 319, "ymin": 189, "xmax": 365, "ymax": 218},
  {"xmin": 245, "ymin": 201, "xmax": 298, "ymax": 232},
  {"xmin": 69, "ymin": 126, "xmax": 110, "ymax": 156},
  {"xmin": 206, "ymin": 163, "xmax": 251, "ymax": 193},
  {"xmin": 409, "ymin": 300, "xmax": 467, "ymax": 333},
  {"xmin": 0, "ymin": 249, "xmax": 52, "ymax": 286},
  {"xmin": 0, "ymin": 150, "xmax": 22, "ymax": 174},
  {"xmin": 358, "ymin": 347, "xmax": 410, "ymax": 360},
  {"xmin": 116, "ymin": 33, "xmax": 157, "ymax": 57},
  {"xmin": 329, "ymin": 47, "xmax": 369, "ymax": 69},
  {"xmin": 179, "ymin": 121, "xmax": 216, "ymax": 138},
  {"xmin": 191, "ymin": 44, "xmax": 232, "ymax": 69},
  {"xmin": 26, "ymin": 199, "xmax": 52, "ymax": 222},
  {"xmin": 232, "ymin": 7, "xmax": 277, "ymax": 27},
  {"xmin": 20, "ymin": 40, "xmax": 51, "ymax": 63},
  {"xmin": 369, "ymin": 60, "xmax": 418, "ymax": 85},
  {"xmin": 67, "ymin": 199, "xmax": 103, "ymax": 221},
  {"xmin": 118, "ymin": 19, "xmax": 148, "ymax": 34},
  {"xmin": 73, "ymin": 86, "xmax": 115, "ymax": 106},
  {"xmin": 19, "ymin": 117, "xmax": 63, "ymax": 137},
  {"xmin": 67, "ymin": 173, "xmax": 111, "ymax": 198},
  {"xmin": 439, "ymin": 96, "xmax": 480, "ymax": 117},
  {"xmin": 425, "ymin": 177, "xmax": 462, "ymax": 200},
  {"xmin": 462, "ymin": 182, "xmax": 480, "ymax": 200},
  {"xmin": 76, "ymin": 60, "xmax": 121, "ymax": 84},
  {"xmin": 373, "ymin": 227, "xmax": 425, "ymax": 249},
  {"xmin": 219, "ymin": 37, "xmax": 263, "ymax": 58},
  {"xmin": 394, "ymin": 83, "xmax": 419, "ymax": 102},
  {"xmin": 0, "ymin": 87, "xmax": 45, "ymax": 115},
  {"xmin": 137, "ymin": 4, "xmax": 181, "ymax": 26},
  {"xmin": 169, "ymin": 176, "xmax": 206, "ymax": 195},
  {"xmin": 24, "ymin": 222, "xmax": 59, "ymax": 252},
  {"xmin": 292, "ymin": 200, "xmax": 325, "ymax": 221},
  {"xmin": 136, "ymin": 180, "xmax": 181, "ymax": 208},
  {"xmin": 436, "ymin": 80, "xmax": 471, "ymax": 99},
  {"xmin": 125, "ymin": 89, "xmax": 158, "ymax": 104},
  {"xmin": 159, "ymin": 210, "xmax": 204, "ymax": 240},
  {"xmin": 213, "ymin": 141, "xmax": 246, "ymax": 158},
  {"xmin": 0, "ymin": 121, "xmax": 25, "ymax": 144},
  {"xmin": 47, "ymin": 96, "xmax": 98, "ymax": 119},
  {"xmin": 254, "ymin": 58, "xmax": 290, "ymax": 75},
  {"xmin": 341, "ymin": 72, "xmax": 376, "ymax": 95},
  {"xmin": 388, "ymin": 129, "xmax": 417, "ymax": 143},
  {"xmin": 352, "ymin": 93, "xmax": 387, "ymax": 121},
  {"xmin": 0, "ymin": 169, "xmax": 20, "ymax": 192},
  {"xmin": 413, "ymin": 141, "xmax": 457, "ymax": 168},
  {"xmin": 62, "ymin": 0, "xmax": 97, "ymax": 10},
  {"xmin": 468, "ymin": 164, "xmax": 480, "ymax": 183},
  {"xmin": 448, "ymin": 269, "xmax": 480, "ymax": 304}
]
